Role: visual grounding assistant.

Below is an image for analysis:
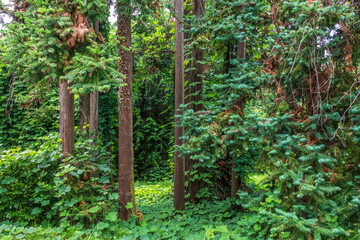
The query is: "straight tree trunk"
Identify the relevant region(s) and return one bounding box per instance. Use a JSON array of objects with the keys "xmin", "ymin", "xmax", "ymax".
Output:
[
  {"xmin": 231, "ymin": 41, "xmax": 246, "ymax": 199},
  {"xmin": 79, "ymin": 94, "xmax": 90, "ymax": 133},
  {"xmin": 59, "ymin": 79, "xmax": 75, "ymax": 158},
  {"xmin": 89, "ymin": 90, "xmax": 98, "ymax": 139},
  {"xmin": 89, "ymin": 20, "xmax": 100, "ymax": 139},
  {"xmin": 186, "ymin": 0, "xmax": 204, "ymax": 204},
  {"xmin": 174, "ymin": 0, "xmax": 185, "ymax": 211},
  {"xmin": 117, "ymin": 3, "xmax": 135, "ymax": 221}
]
